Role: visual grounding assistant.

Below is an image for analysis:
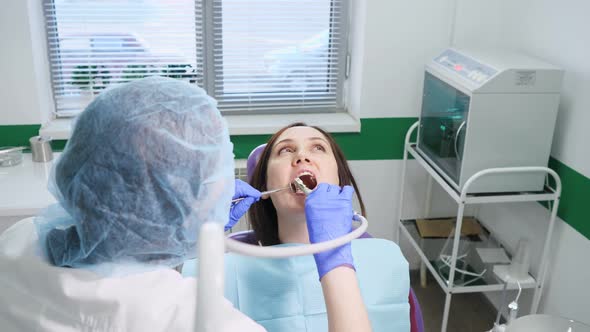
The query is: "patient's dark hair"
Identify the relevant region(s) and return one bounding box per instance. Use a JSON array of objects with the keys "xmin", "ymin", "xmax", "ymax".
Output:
[{"xmin": 248, "ymin": 122, "xmax": 366, "ymax": 246}]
